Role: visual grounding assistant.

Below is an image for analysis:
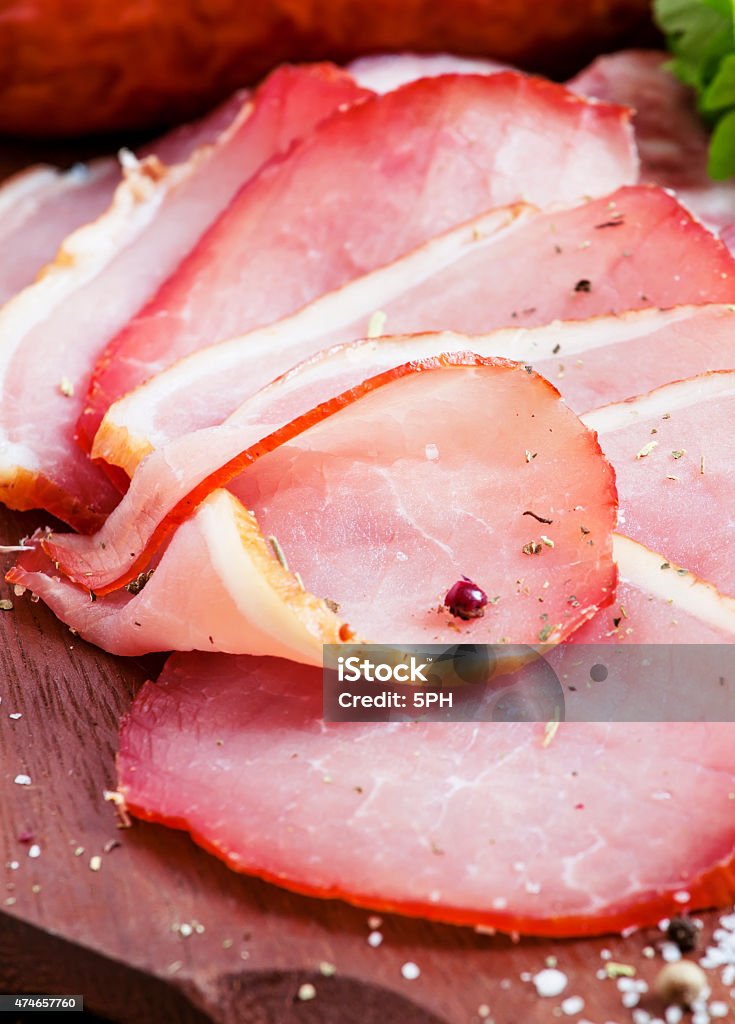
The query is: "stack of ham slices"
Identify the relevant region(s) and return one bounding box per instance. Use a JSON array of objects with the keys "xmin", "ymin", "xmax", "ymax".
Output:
[{"xmin": 3, "ymin": 51, "xmax": 735, "ymax": 937}]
